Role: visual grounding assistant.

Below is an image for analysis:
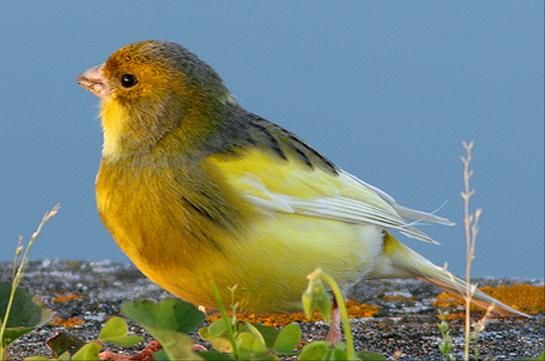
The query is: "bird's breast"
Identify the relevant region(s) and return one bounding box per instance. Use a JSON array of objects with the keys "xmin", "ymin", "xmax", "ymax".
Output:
[{"xmin": 95, "ymin": 161, "xmax": 226, "ymax": 277}]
